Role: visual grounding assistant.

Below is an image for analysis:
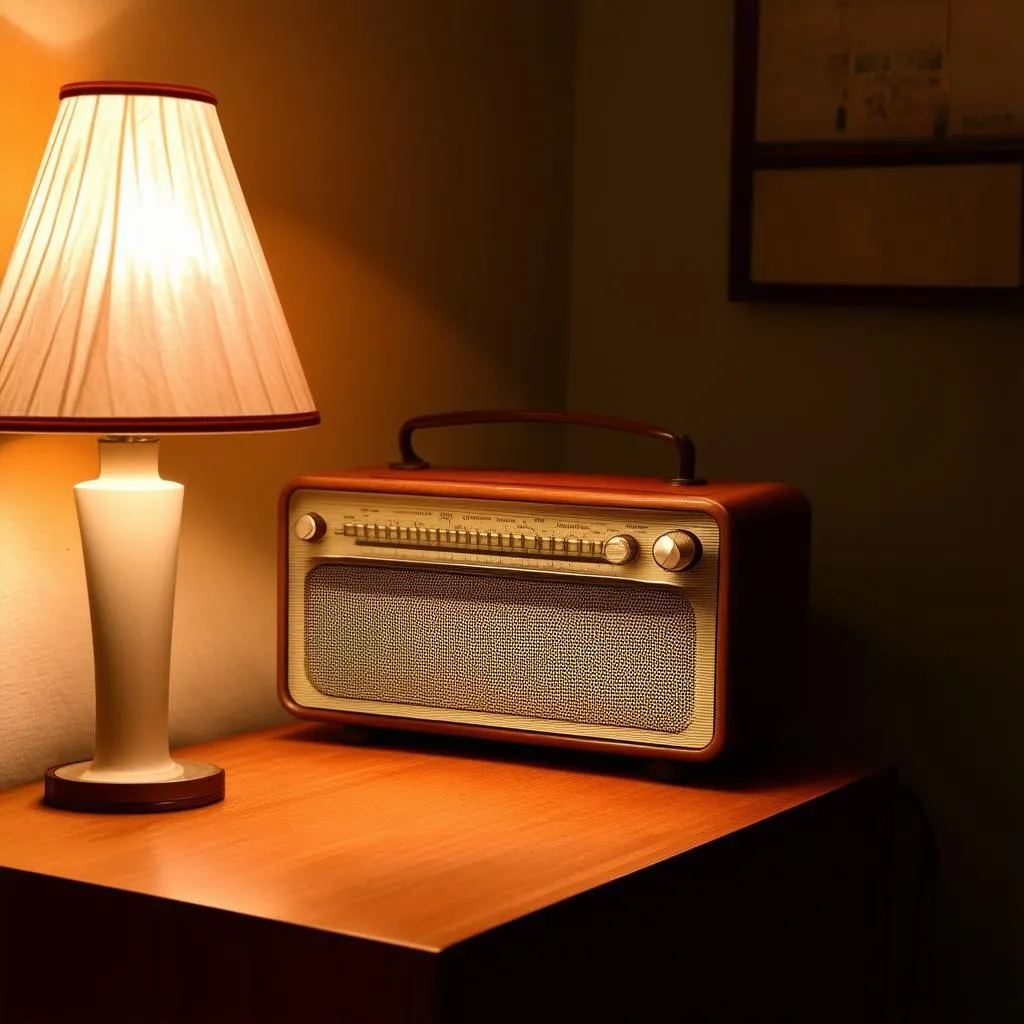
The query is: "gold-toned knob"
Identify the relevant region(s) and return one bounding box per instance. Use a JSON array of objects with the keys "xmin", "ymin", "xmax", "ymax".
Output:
[
  {"xmin": 603, "ymin": 534, "xmax": 638, "ymax": 565},
  {"xmin": 295, "ymin": 513, "xmax": 327, "ymax": 542},
  {"xmin": 652, "ymin": 530, "xmax": 701, "ymax": 572}
]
